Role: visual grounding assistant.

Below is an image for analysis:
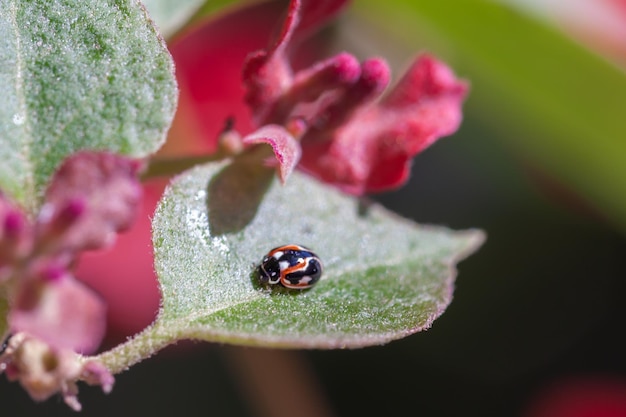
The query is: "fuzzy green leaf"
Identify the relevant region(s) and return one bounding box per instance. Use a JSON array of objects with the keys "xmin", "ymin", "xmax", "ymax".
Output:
[
  {"xmin": 0, "ymin": 0, "xmax": 177, "ymax": 213},
  {"xmin": 154, "ymin": 161, "xmax": 484, "ymax": 346},
  {"xmin": 97, "ymin": 162, "xmax": 483, "ymax": 372}
]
